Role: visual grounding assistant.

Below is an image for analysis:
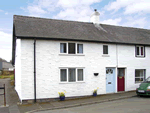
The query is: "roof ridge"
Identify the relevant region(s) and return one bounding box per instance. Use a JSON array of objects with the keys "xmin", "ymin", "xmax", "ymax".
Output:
[
  {"xmin": 100, "ymin": 23, "xmax": 150, "ymax": 31},
  {"xmin": 13, "ymin": 15, "xmax": 93, "ymax": 24}
]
